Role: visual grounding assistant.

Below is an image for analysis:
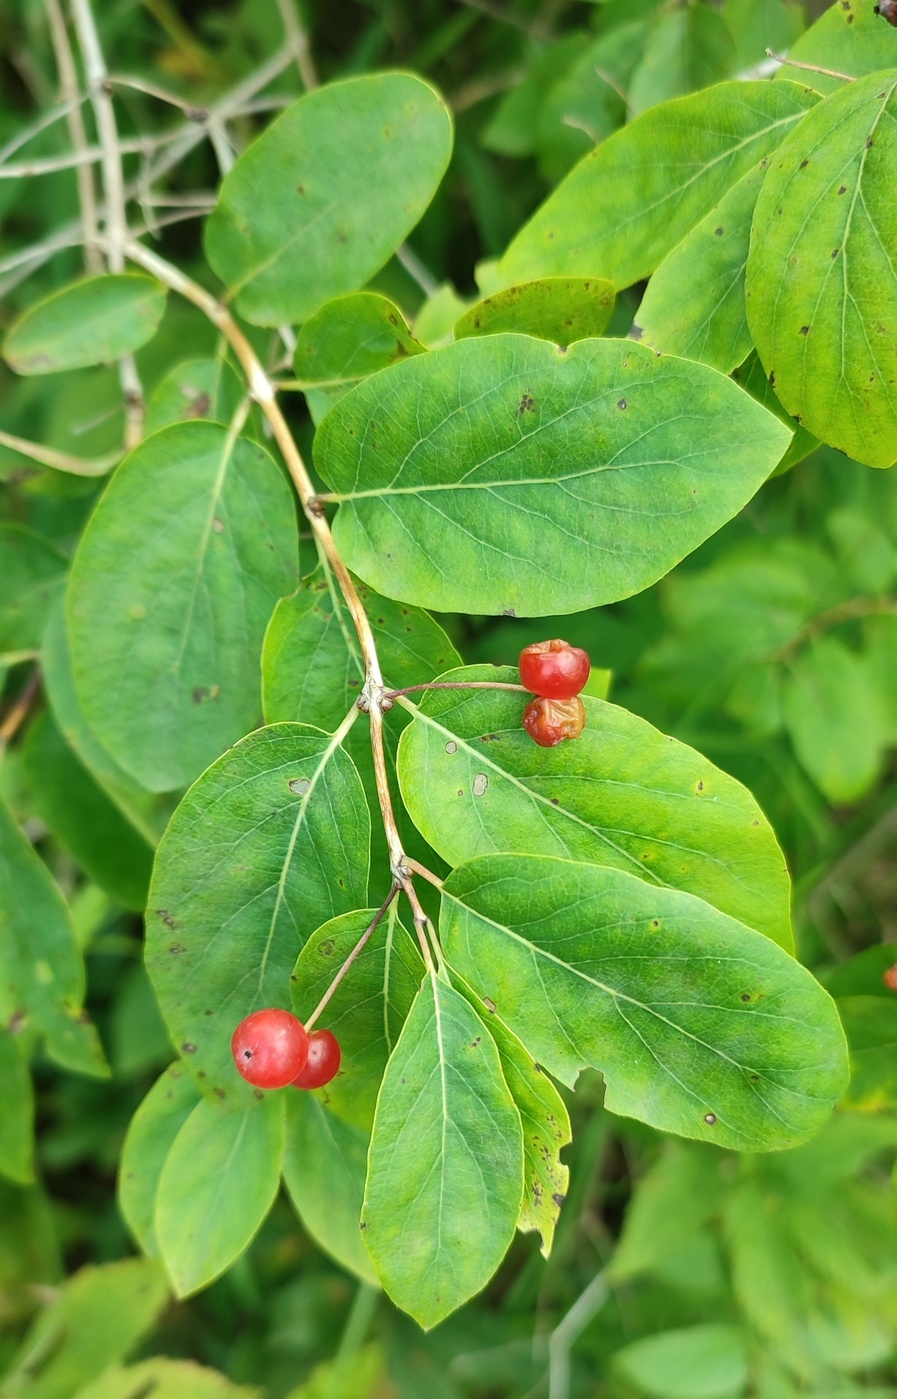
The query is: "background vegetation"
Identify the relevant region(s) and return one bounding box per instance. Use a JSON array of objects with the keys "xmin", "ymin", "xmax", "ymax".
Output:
[{"xmin": 1, "ymin": 0, "xmax": 897, "ymax": 1395}]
